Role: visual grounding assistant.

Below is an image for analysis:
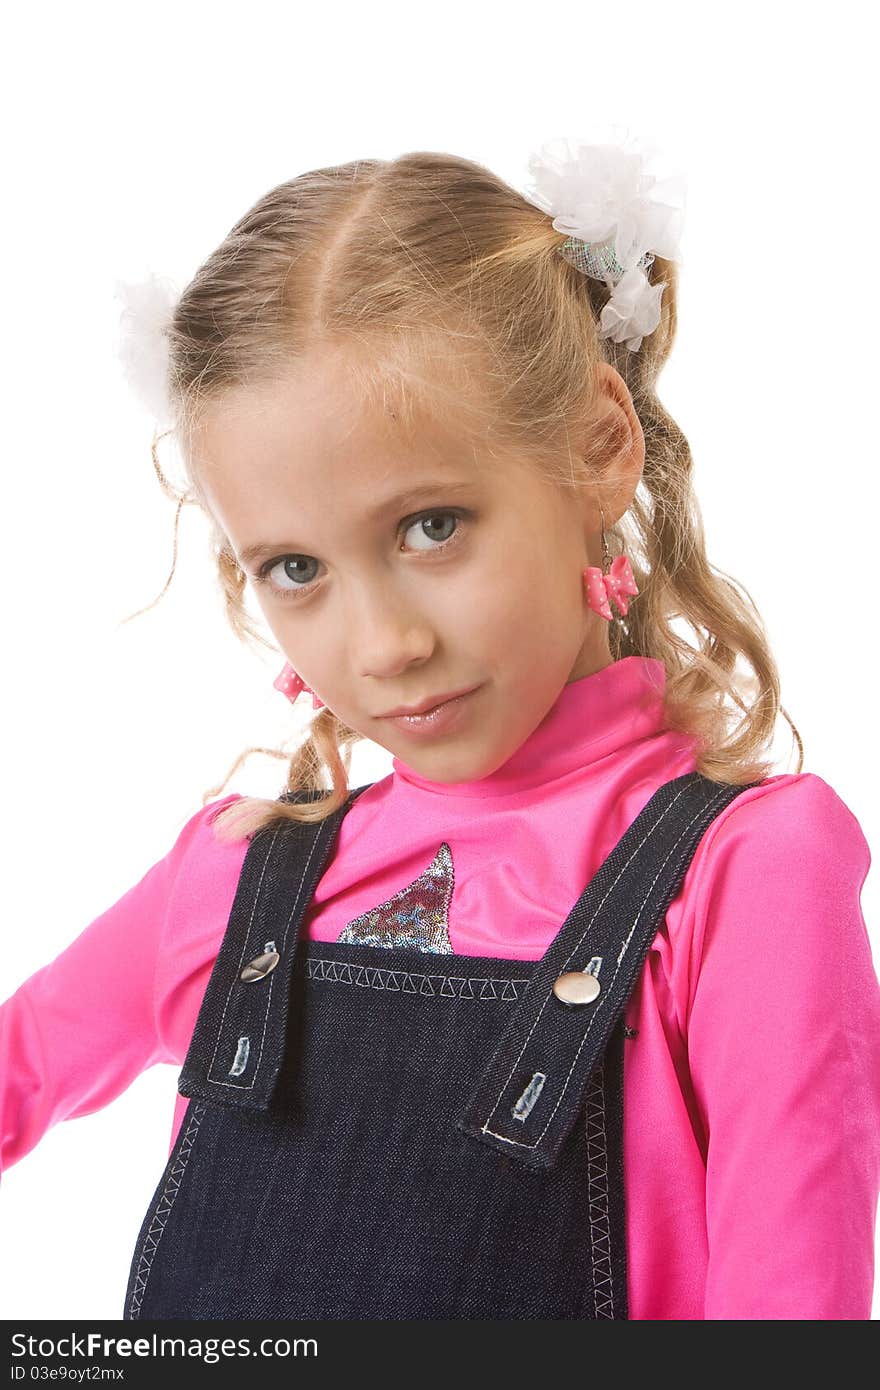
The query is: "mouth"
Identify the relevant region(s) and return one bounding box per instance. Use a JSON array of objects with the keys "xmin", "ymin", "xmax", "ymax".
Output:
[
  {"xmin": 379, "ymin": 684, "xmax": 482, "ymax": 719},
  {"xmin": 380, "ymin": 684, "xmax": 483, "ymax": 736}
]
